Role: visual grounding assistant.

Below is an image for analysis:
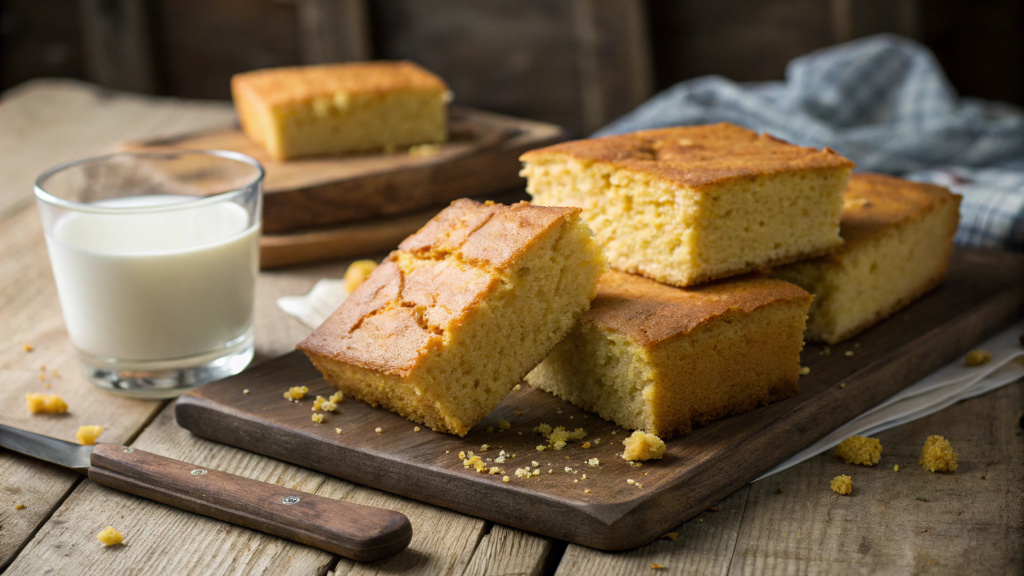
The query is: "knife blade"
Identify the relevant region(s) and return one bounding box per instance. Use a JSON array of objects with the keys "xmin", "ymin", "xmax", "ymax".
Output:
[{"xmin": 0, "ymin": 423, "xmax": 411, "ymax": 561}]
